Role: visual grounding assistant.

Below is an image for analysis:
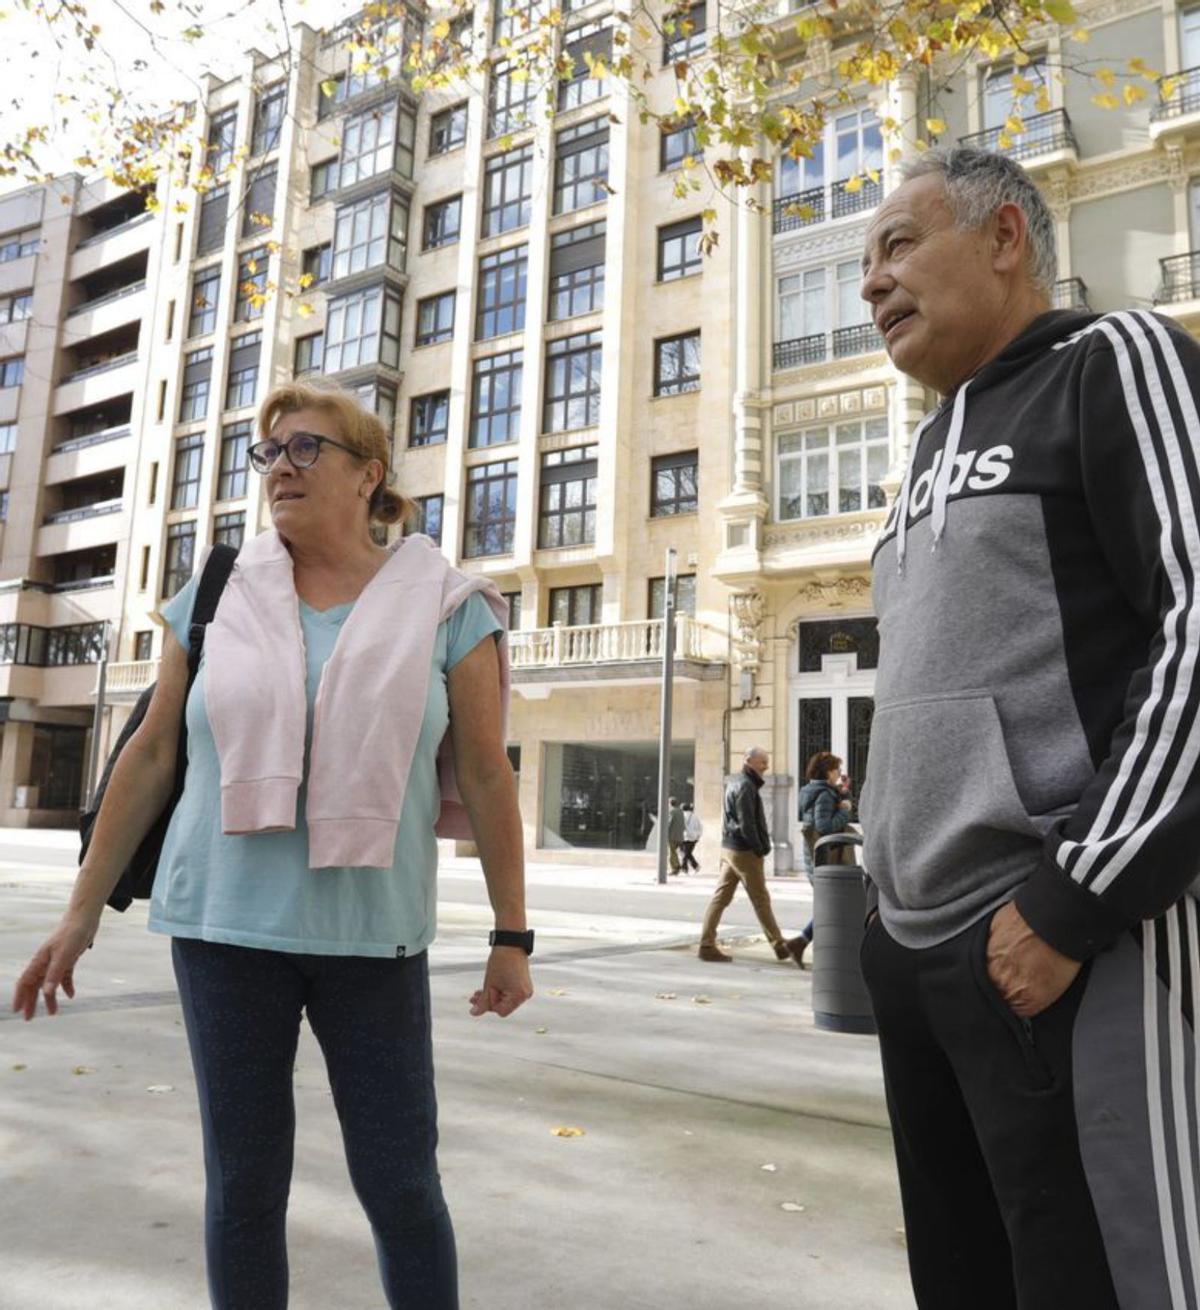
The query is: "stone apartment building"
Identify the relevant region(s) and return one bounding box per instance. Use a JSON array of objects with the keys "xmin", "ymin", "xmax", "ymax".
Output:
[{"xmin": 0, "ymin": 0, "xmax": 1196, "ymax": 873}]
